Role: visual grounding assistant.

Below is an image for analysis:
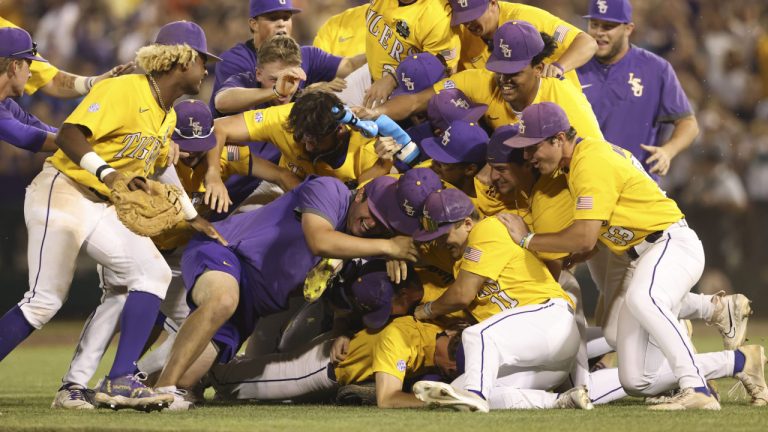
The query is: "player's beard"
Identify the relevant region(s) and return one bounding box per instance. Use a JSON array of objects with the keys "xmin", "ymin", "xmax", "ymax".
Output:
[{"xmin": 596, "ymin": 38, "xmax": 627, "ymax": 64}]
